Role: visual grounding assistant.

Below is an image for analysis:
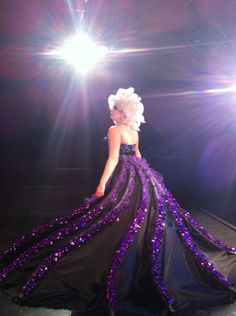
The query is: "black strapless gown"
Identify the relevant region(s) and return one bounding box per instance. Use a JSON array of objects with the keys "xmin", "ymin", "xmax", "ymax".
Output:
[{"xmin": 0, "ymin": 144, "xmax": 236, "ymax": 315}]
